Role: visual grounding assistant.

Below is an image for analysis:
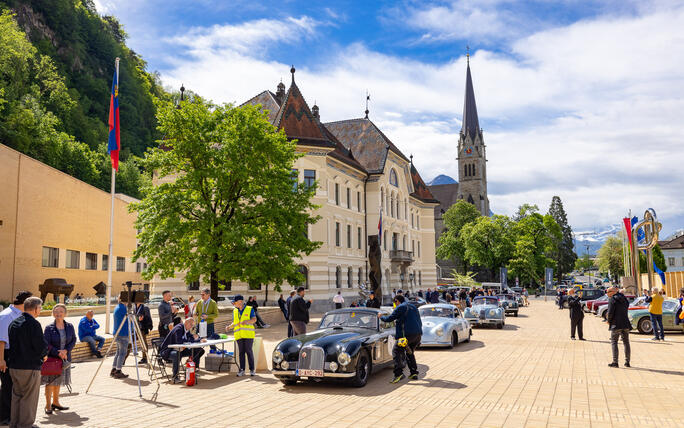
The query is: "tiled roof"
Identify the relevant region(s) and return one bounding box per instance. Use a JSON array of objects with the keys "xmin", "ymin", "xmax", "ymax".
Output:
[
  {"xmin": 410, "ymin": 163, "xmax": 439, "ymax": 204},
  {"xmin": 241, "ymin": 90, "xmax": 281, "ymax": 124},
  {"xmin": 320, "ymin": 124, "xmax": 367, "ymax": 173},
  {"xmin": 274, "ymin": 81, "xmax": 327, "ymax": 141},
  {"xmin": 659, "ymin": 235, "xmax": 684, "ymax": 250},
  {"xmin": 428, "ymin": 182, "xmax": 460, "ymax": 215}
]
